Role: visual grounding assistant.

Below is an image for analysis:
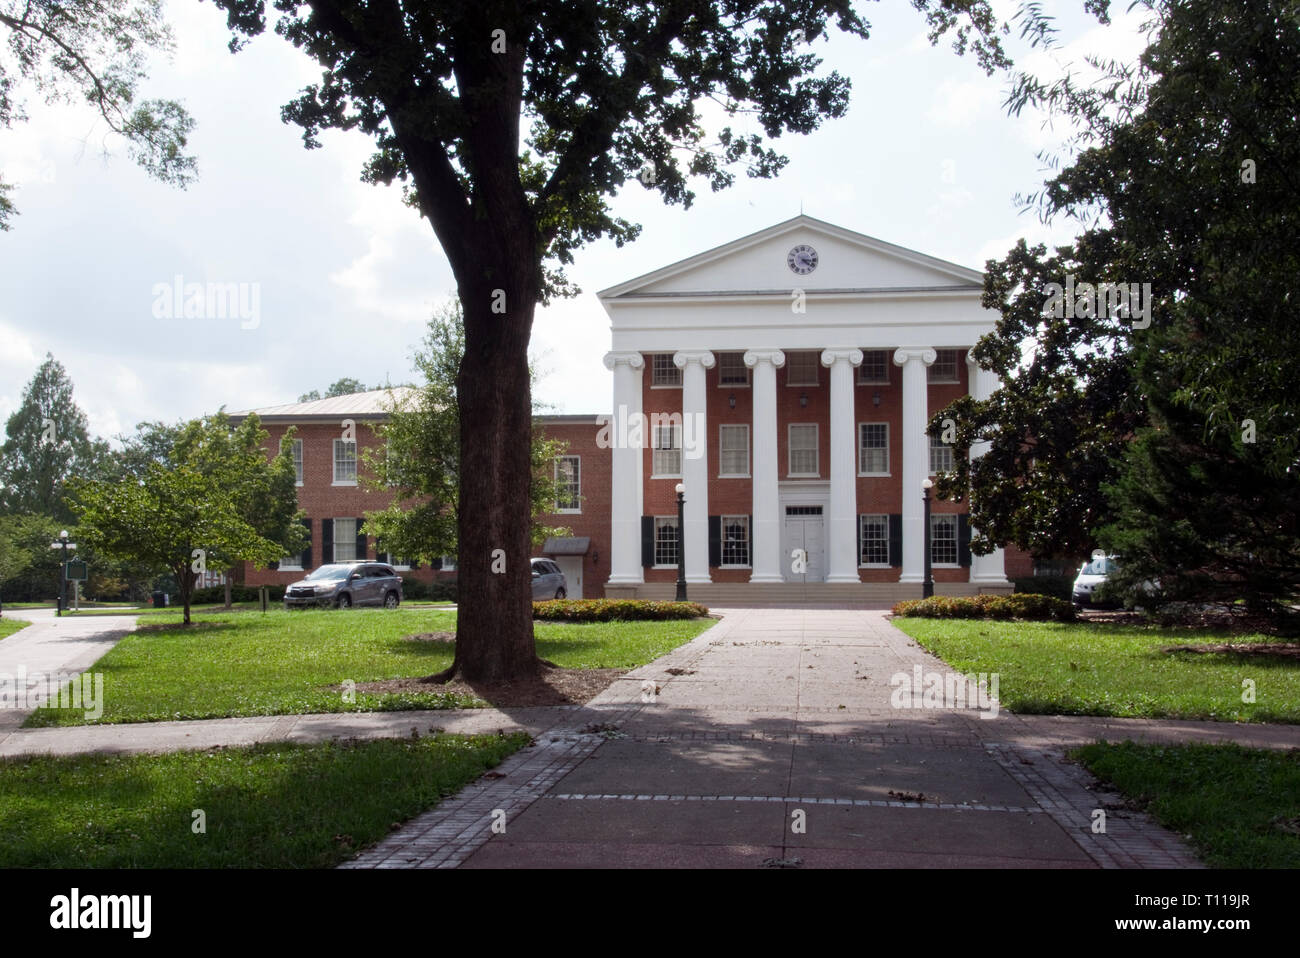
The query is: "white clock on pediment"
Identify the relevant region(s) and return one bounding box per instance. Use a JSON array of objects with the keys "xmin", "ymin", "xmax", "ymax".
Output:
[{"xmin": 787, "ymin": 244, "xmax": 818, "ymax": 275}]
